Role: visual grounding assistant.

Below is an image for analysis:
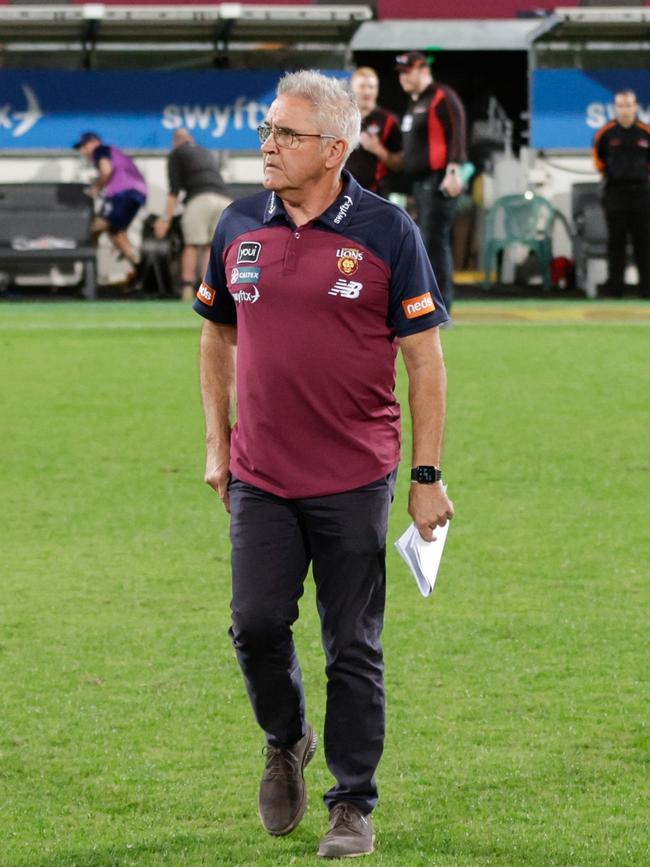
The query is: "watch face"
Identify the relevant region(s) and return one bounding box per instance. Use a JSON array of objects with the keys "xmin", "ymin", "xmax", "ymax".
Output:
[{"xmin": 412, "ymin": 466, "xmax": 441, "ymax": 483}]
